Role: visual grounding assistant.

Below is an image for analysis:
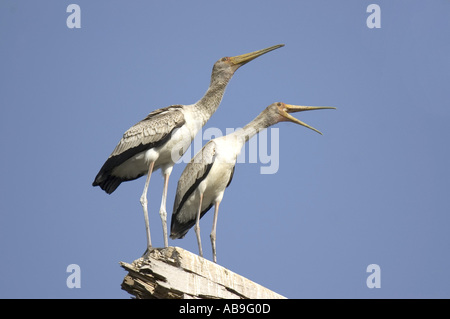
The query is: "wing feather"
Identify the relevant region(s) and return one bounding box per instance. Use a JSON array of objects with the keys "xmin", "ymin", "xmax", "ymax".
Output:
[
  {"xmin": 170, "ymin": 140, "xmax": 217, "ymax": 238},
  {"xmin": 110, "ymin": 105, "xmax": 185, "ymax": 158},
  {"xmin": 92, "ymin": 105, "xmax": 185, "ymax": 192}
]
